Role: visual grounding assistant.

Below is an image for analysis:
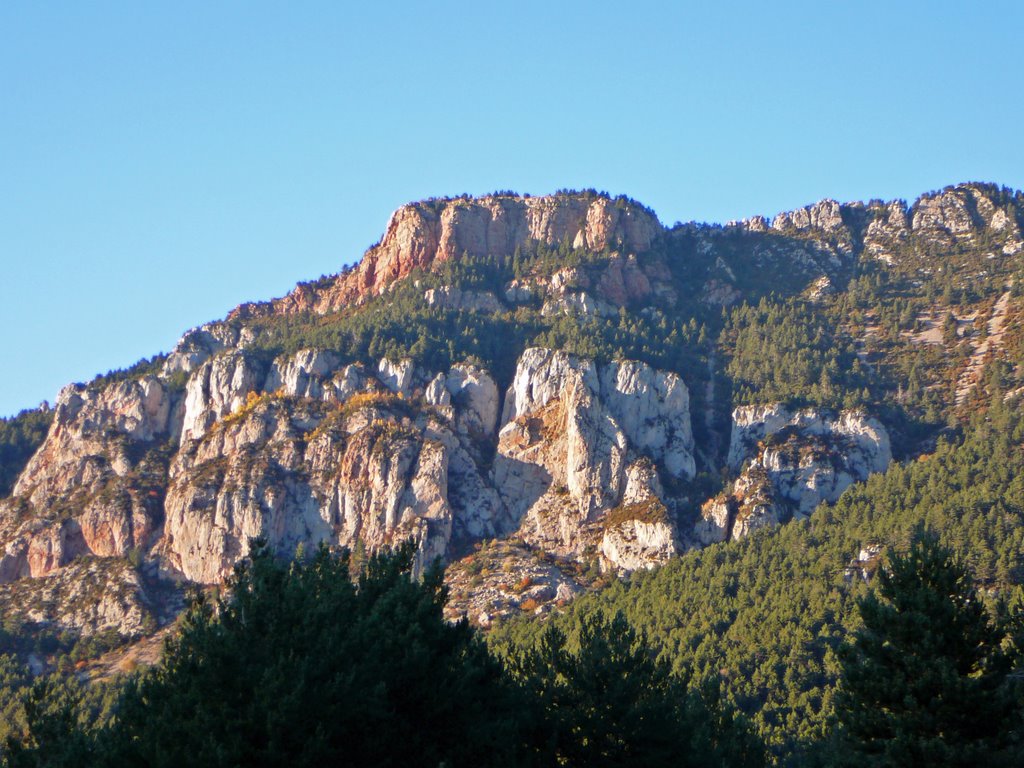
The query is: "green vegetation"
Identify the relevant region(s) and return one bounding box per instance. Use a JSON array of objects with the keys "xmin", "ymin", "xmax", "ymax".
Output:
[
  {"xmin": 510, "ymin": 612, "xmax": 765, "ymax": 767},
  {"xmin": 829, "ymin": 532, "xmax": 1024, "ymax": 766},
  {"xmin": 0, "ymin": 656, "xmax": 120, "ymax": 754},
  {"xmin": 4, "ymin": 186, "xmax": 1024, "ymax": 763},
  {"xmin": 87, "ymin": 354, "xmax": 169, "ymax": 392},
  {"xmin": 241, "ymin": 242, "xmax": 709, "ymax": 399},
  {"xmin": 0, "ymin": 620, "xmax": 124, "ymax": 669},
  {"xmin": 7, "ymin": 532, "xmax": 1021, "ymax": 765},
  {"xmin": 3, "ymin": 544, "xmax": 762, "ymax": 767},
  {"xmin": 0, "ymin": 409, "xmax": 52, "ymax": 498},
  {"xmin": 725, "ymin": 298, "xmax": 868, "ymax": 409},
  {"xmin": 491, "ymin": 407, "xmax": 1024, "ymax": 762}
]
